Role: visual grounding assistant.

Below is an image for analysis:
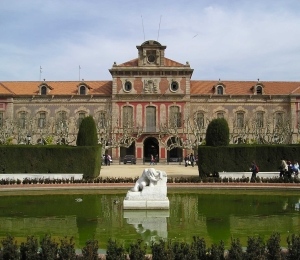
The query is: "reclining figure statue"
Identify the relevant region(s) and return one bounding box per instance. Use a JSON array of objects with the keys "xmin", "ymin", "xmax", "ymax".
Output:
[{"xmin": 131, "ymin": 168, "xmax": 165, "ymax": 192}]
